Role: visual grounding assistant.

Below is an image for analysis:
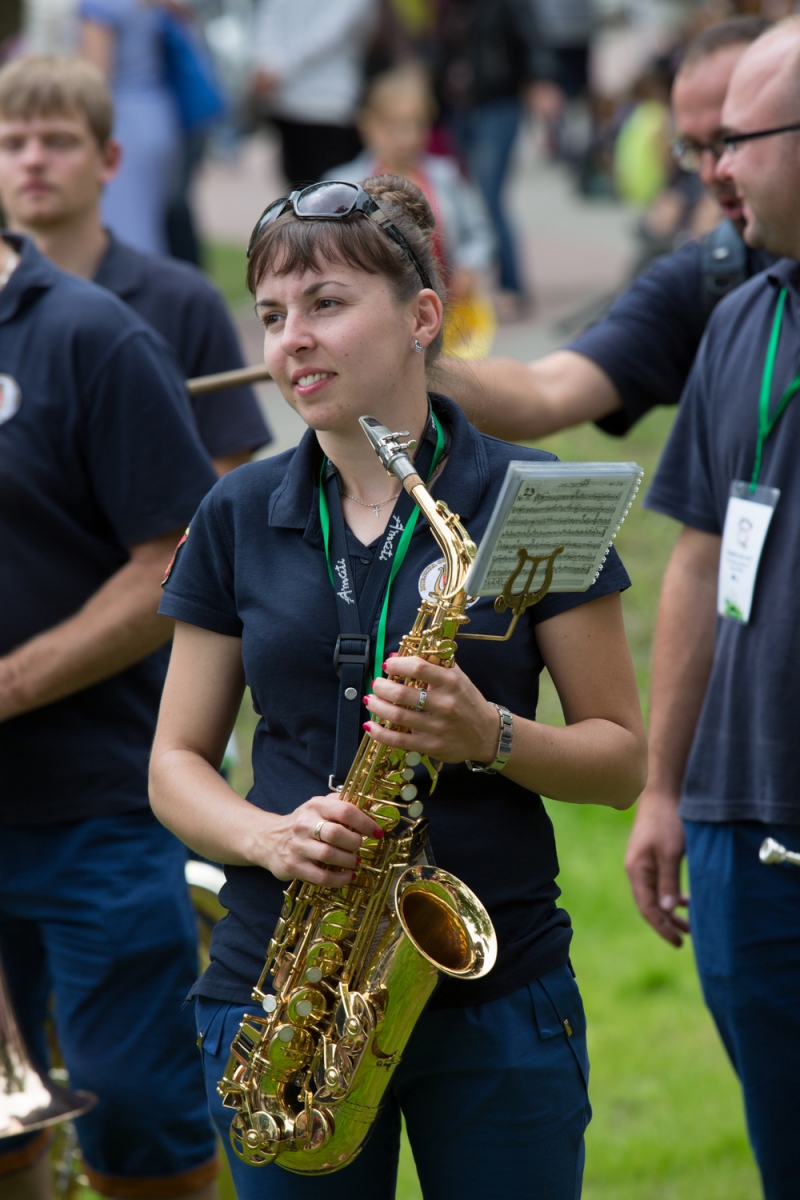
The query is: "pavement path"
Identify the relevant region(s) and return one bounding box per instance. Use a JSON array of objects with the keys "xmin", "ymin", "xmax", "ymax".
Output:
[{"xmin": 192, "ymin": 125, "xmax": 640, "ymax": 457}]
